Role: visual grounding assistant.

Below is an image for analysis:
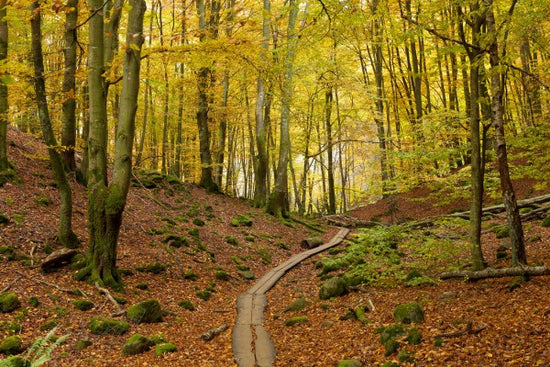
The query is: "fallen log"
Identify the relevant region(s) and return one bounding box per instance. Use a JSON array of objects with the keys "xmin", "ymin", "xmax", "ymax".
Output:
[
  {"xmin": 200, "ymin": 324, "xmax": 228, "ymax": 341},
  {"xmin": 435, "ymin": 321, "xmax": 486, "ymax": 339},
  {"xmin": 447, "ymin": 193, "xmax": 550, "ymax": 220},
  {"xmin": 301, "ymin": 237, "xmax": 323, "ymax": 249},
  {"xmin": 324, "ymin": 214, "xmax": 385, "ymax": 228},
  {"xmin": 439, "ymin": 266, "xmax": 550, "ymax": 280}
]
